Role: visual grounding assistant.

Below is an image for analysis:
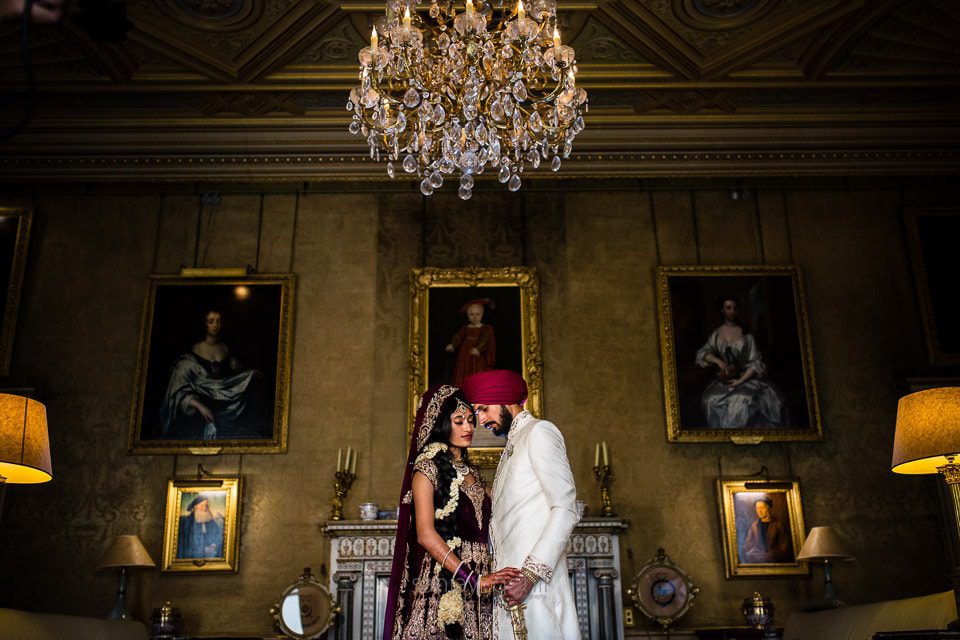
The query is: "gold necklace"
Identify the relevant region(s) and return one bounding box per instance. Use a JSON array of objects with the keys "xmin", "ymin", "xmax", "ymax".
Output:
[{"xmin": 451, "ymin": 458, "xmax": 469, "ymax": 474}]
